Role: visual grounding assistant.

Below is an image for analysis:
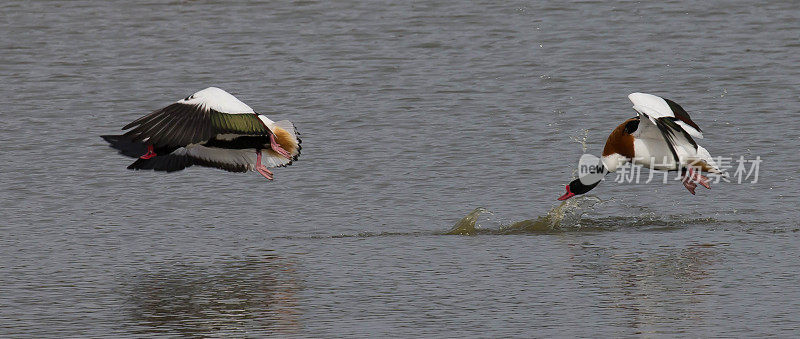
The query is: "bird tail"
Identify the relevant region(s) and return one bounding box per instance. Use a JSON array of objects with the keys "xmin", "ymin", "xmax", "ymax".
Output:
[
  {"xmin": 693, "ymin": 145, "xmax": 725, "ymax": 175},
  {"xmin": 271, "ymin": 120, "xmax": 302, "ymax": 162}
]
